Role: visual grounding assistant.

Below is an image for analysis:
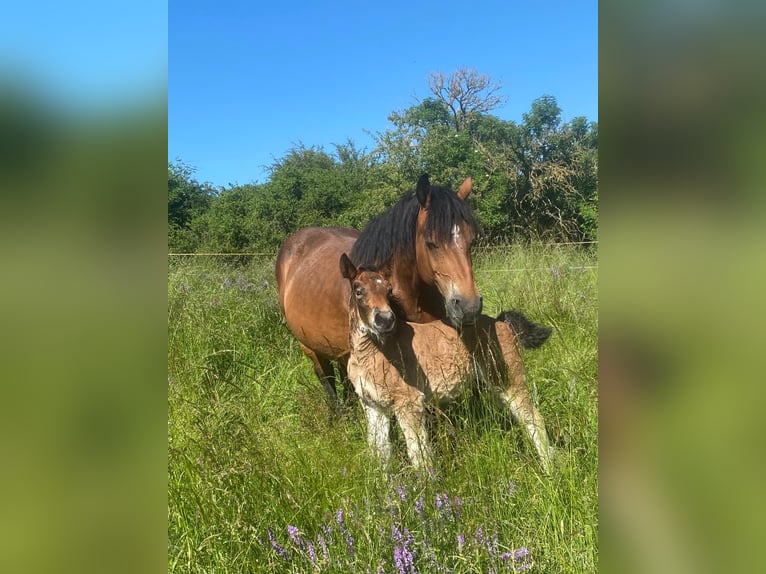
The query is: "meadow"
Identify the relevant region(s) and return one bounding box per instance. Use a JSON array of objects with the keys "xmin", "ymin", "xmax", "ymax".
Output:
[{"xmin": 167, "ymin": 243, "xmax": 598, "ymax": 573}]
